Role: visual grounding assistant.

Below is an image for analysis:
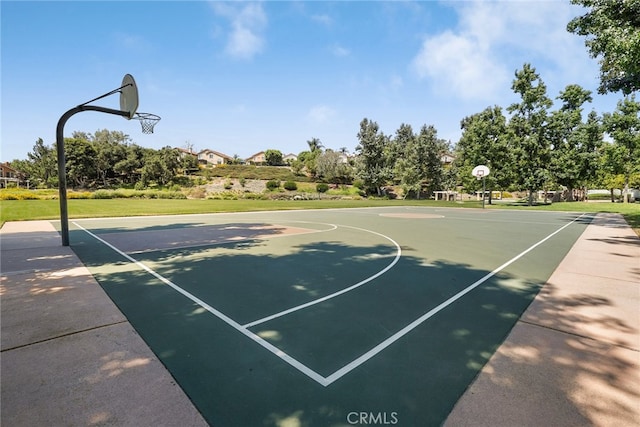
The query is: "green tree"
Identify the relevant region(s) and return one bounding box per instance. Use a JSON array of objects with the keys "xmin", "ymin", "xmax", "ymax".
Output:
[
  {"xmin": 418, "ymin": 125, "xmax": 448, "ymax": 198},
  {"xmin": 567, "ymin": 0, "xmax": 640, "ymax": 95},
  {"xmin": 507, "ymin": 64, "xmax": 553, "ymax": 205},
  {"xmin": 26, "ymin": 138, "xmax": 57, "ymax": 188},
  {"xmin": 140, "ymin": 146, "xmax": 180, "ymax": 186},
  {"xmin": 315, "ymin": 149, "xmax": 351, "ymax": 185},
  {"xmin": 596, "ymin": 142, "xmax": 628, "ymax": 201},
  {"xmin": 84, "ymin": 129, "xmax": 130, "ymax": 187},
  {"xmin": 548, "ymin": 85, "xmax": 602, "ymax": 201},
  {"xmin": 307, "ymin": 137, "xmax": 323, "ymax": 153},
  {"xmin": 392, "ymin": 124, "xmax": 421, "ymax": 198},
  {"xmin": 355, "ymin": 118, "xmax": 391, "ymax": 196},
  {"xmin": 114, "ymin": 143, "xmax": 145, "ymax": 184},
  {"xmin": 64, "ymin": 137, "xmax": 97, "ymax": 188},
  {"xmin": 300, "ymin": 139, "xmax": 323, "ymax": 177},
  {"xmin": 290, "ymin": 159, "xmax": 304, "ymax": 175},
  {"xmin": 602, "ymin": 96, "xmax": 640, "ymax": 202},
  {"xmin": 264, "ymin": 149, "xmax": 284, "ymax": 166},
  {"xmin": 456, "ymin": 106, "xmax": 514, "ymax": 203}
]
